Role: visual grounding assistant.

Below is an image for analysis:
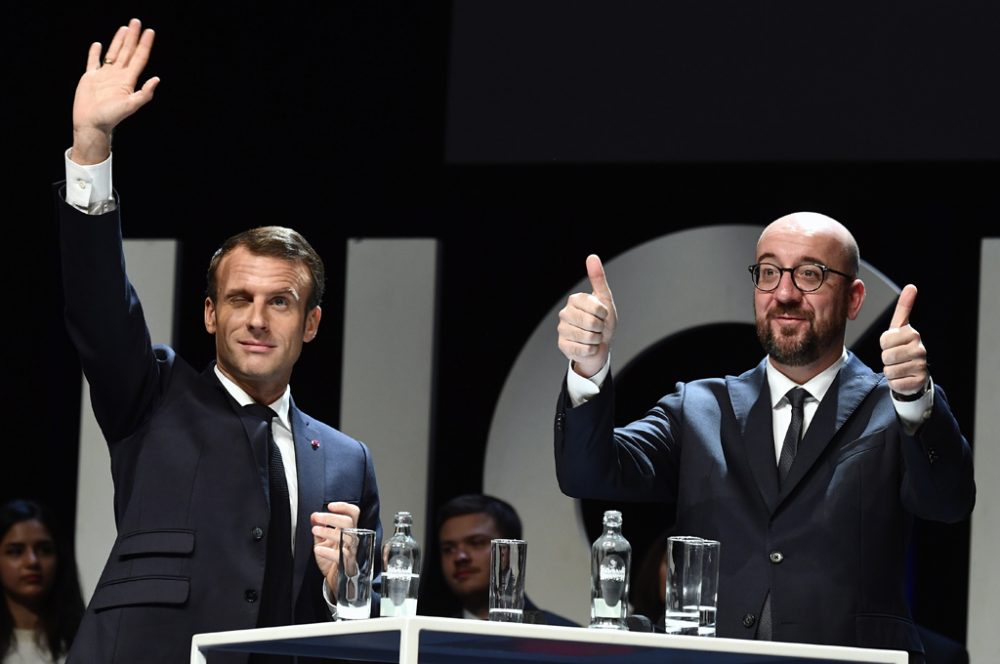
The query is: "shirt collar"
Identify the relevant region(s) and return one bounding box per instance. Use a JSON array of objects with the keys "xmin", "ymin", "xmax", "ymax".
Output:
[
  {"xmin": 765, "ymin": 347, "xmax": 848, "ymax": 408},
  {"xmin": 214, "ymin": 365, "xmax": 292, "ymax": 430}
]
